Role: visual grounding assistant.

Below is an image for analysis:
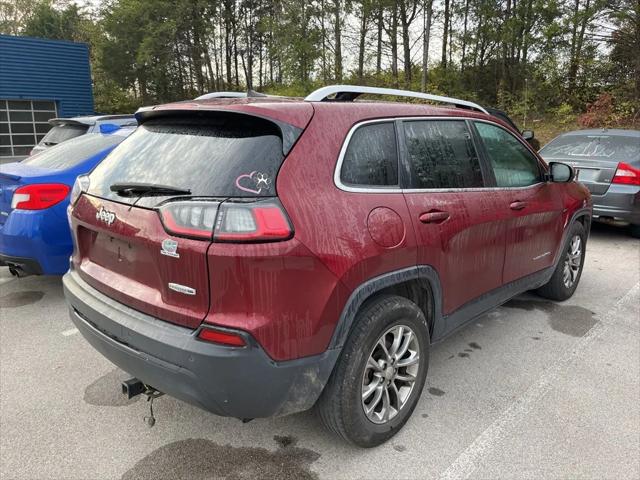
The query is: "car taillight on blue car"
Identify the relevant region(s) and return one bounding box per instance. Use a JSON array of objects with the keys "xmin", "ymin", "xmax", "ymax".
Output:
[{"xmin": 11, "ymin": 184, "xmax": 70, "ymax": 210}]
